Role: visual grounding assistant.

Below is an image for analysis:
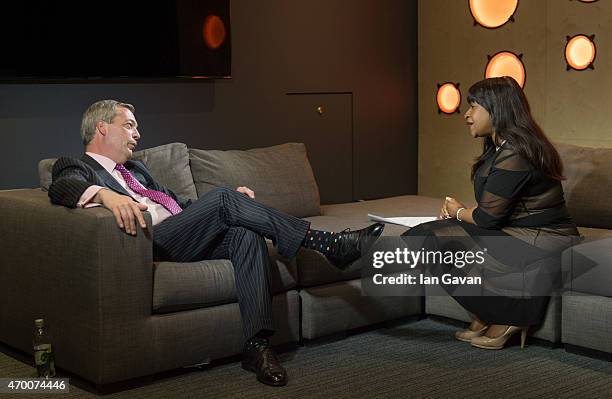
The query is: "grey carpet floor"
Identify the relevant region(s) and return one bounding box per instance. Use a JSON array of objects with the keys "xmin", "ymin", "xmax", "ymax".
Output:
[{"xmin": 1, "ymin": 319, "xmax": 610, "ymax": 399}]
